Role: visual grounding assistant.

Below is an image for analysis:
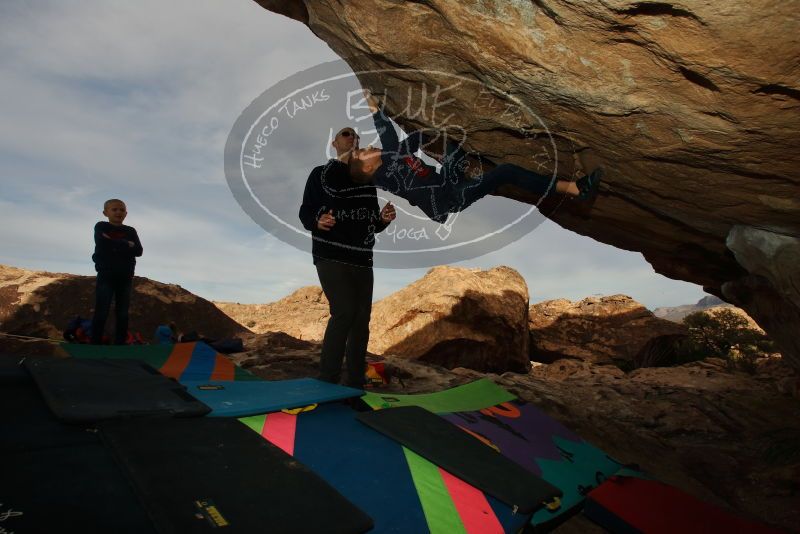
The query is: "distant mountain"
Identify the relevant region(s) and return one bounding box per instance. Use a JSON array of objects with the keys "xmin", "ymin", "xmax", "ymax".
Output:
[
  {"xmin": 653, "ymin": 295, "xmax": 732, "ymax": 323},
  {"xmin": 696, "ymin": 295, "xmax": 726, "ymax": 307}
]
